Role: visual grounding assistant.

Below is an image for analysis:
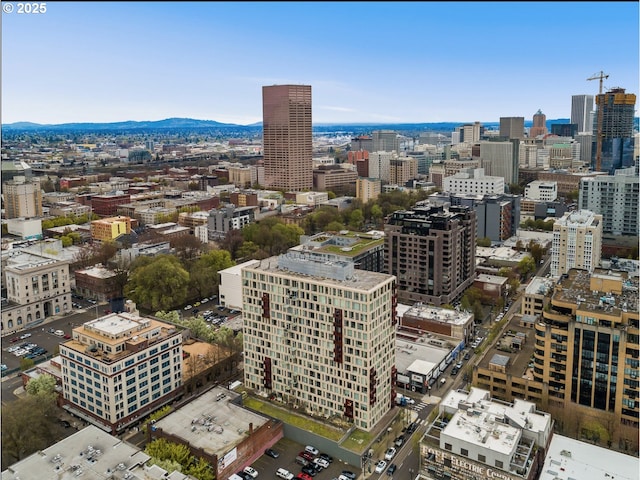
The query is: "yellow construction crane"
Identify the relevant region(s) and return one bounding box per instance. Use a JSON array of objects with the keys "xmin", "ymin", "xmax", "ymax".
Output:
[{"xmin": 588, "ymin": 71, "xmax": 609, "ymax": 171}]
